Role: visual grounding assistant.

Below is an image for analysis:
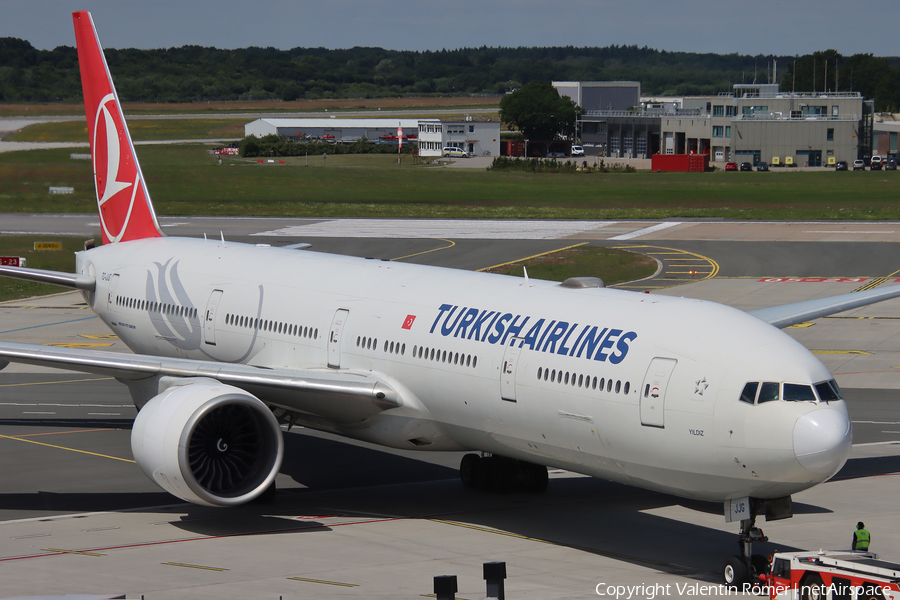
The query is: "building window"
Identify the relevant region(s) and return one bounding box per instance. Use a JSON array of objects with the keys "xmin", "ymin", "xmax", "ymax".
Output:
[
  {"xmin": 827, "ymin": 128, "xmax": 834, "ymax": 141},
  {"xmin": 726, "ymin": 106, "xmax": 735, "ymax": 117},
  {"xmin": 713, "ymin": 126, "xmax": 724, "ymax": 138},
  {"xmin": 725, "ymin": 126, "xmax": 731, "ymax": 137},
  {"xmin": 469, "ymin": 125, "xmax": 474, "ymax": 133},
  {"xmin": 832, "ymin": 105, "xmax": 839, "ymax": 116},
  {"xmin": 713, "ymin": 105, "xmax": 724, "ymax": 117},
  {"xmin": 743, "ymin": 105, "xmax": 768, "ymax": 116}
]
